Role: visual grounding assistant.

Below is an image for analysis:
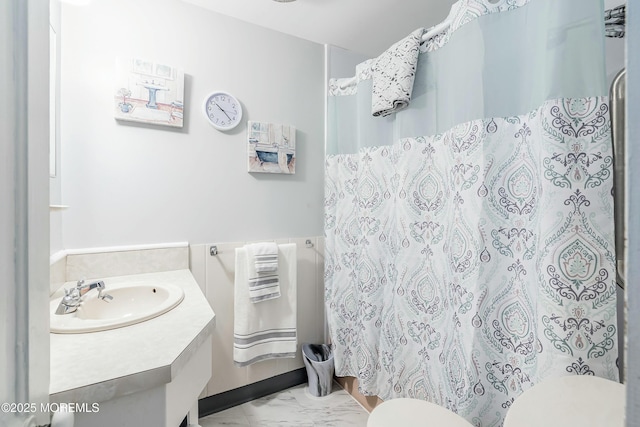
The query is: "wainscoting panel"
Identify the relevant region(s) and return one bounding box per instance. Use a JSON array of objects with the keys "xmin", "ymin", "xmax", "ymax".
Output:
[{"xmin": 191, "ymin": 237, "xmax": 325, "ymax": 399}]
